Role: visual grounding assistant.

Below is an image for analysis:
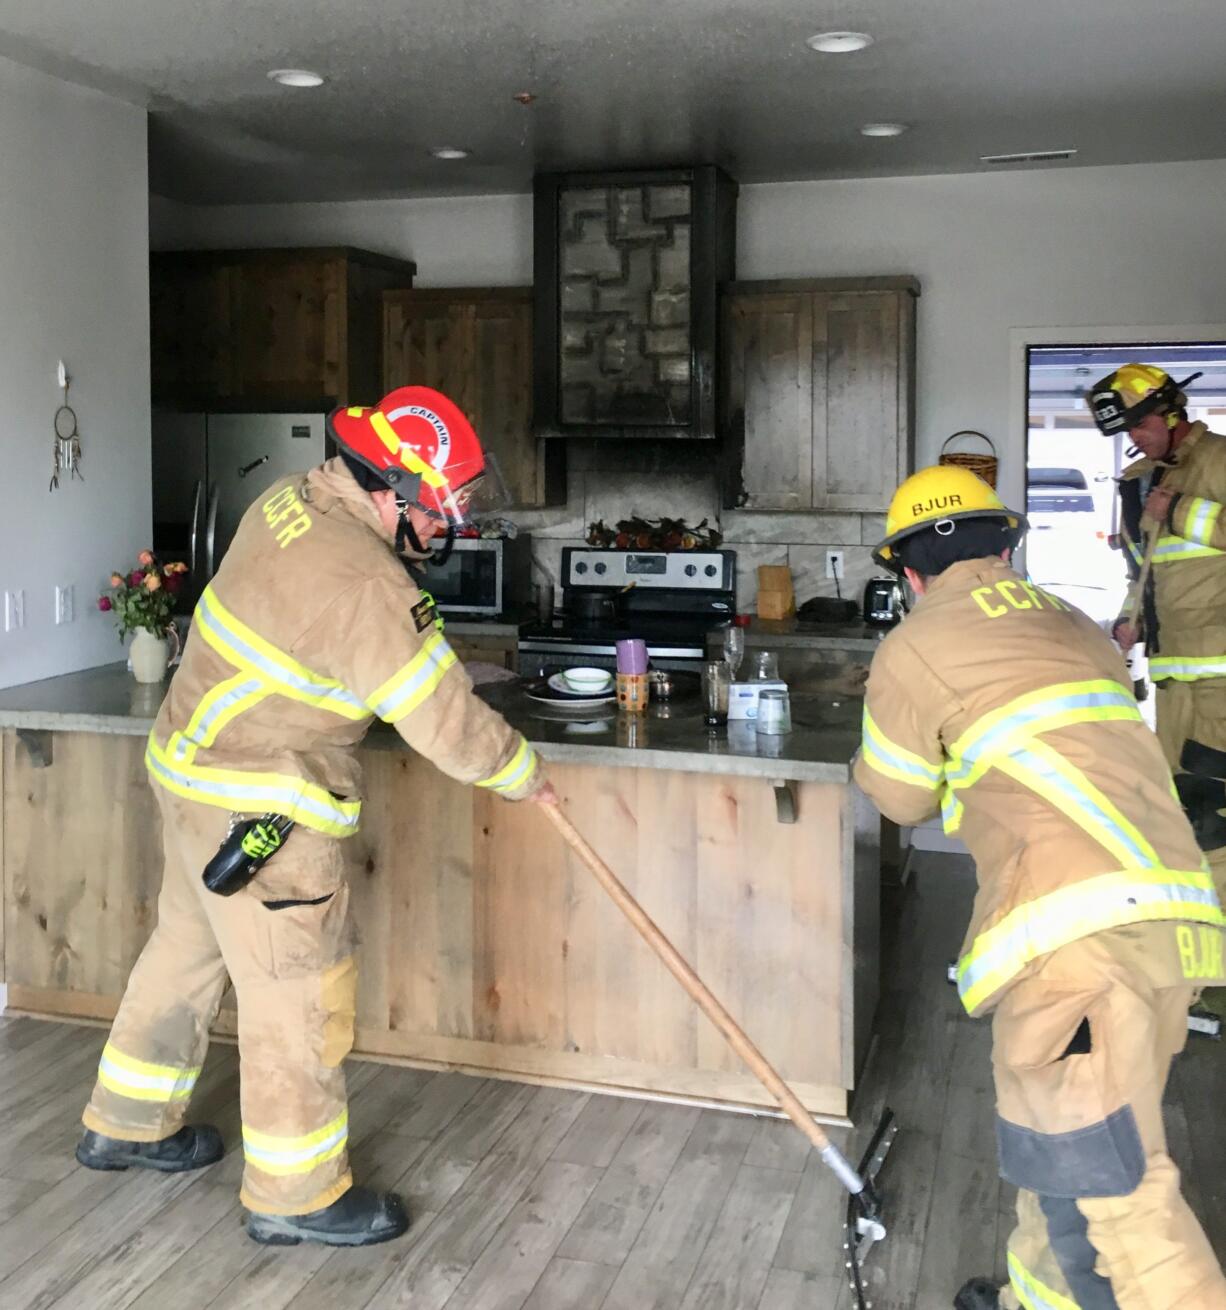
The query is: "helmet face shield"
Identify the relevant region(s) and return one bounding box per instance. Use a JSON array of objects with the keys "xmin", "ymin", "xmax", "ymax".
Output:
[{"xmin": 417, "ymin": 453, "xmax": 509, "ymax": 526}]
